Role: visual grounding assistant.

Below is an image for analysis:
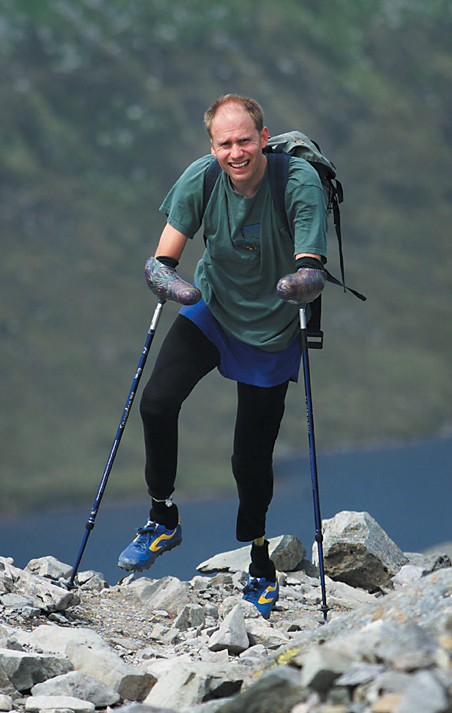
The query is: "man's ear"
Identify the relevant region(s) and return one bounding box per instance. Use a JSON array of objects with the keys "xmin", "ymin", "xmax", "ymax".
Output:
[
  {"xmin": 210, "ymin": 142, "xmax": 217, "ymax": 157},
  {"xmin": 260, "ymin": 127, "xmax": 269, "ymax": 149}
]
